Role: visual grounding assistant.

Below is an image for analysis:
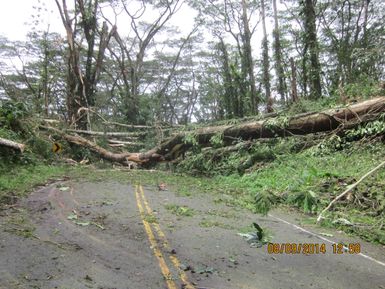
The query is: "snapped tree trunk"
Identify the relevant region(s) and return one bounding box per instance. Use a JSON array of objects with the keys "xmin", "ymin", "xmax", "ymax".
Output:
[{"xmin": 0, "ymin": 137, "xmax": 25, "ymax": 153}]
